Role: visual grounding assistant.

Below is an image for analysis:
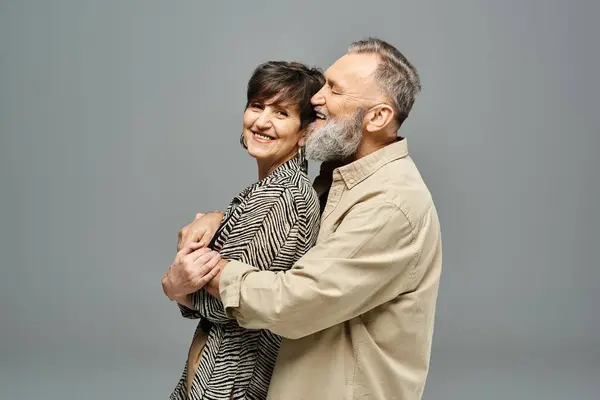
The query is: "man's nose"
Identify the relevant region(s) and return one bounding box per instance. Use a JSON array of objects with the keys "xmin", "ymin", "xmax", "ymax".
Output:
[{"xmin": 311, "ymin": 88, "xmax": 325, "ymax": 106}]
